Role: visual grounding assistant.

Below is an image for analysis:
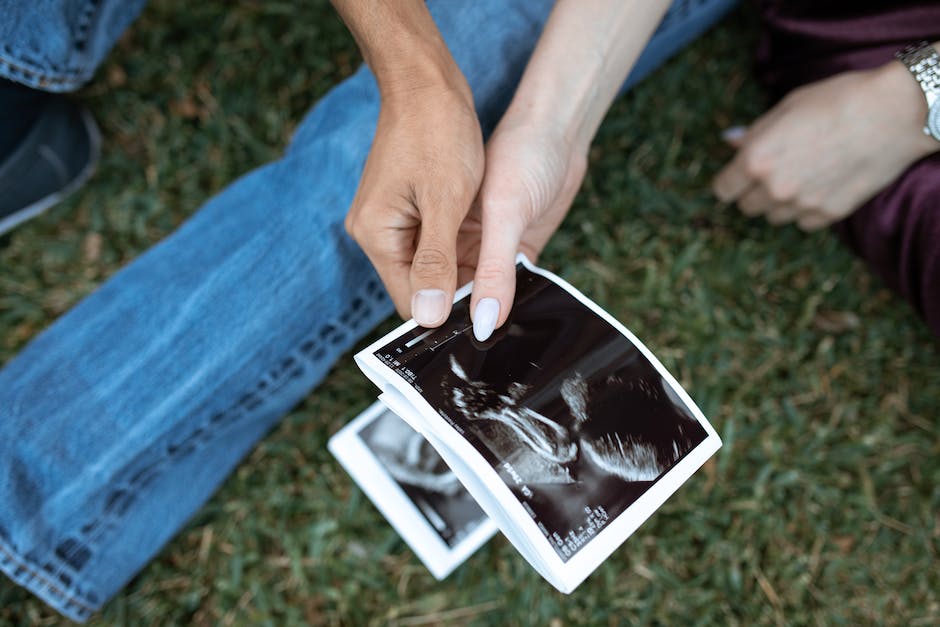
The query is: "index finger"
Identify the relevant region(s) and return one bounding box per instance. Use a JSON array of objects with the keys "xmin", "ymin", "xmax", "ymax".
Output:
[
  {"xmin": 348, "ymin": 212, "xmax": 415, "ymax": 319},
  {"xmin": 366, "ymin": 251, "xmax": 414, "ymax": 320}
]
